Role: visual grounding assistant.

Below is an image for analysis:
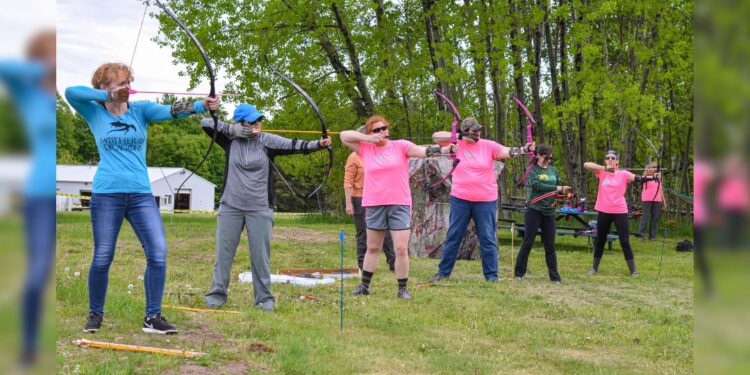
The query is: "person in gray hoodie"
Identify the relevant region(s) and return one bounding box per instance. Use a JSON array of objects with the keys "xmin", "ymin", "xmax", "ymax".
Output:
[{"xmin": 203, "ymin": 103, "xmax": 332, "ymax": 311}]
